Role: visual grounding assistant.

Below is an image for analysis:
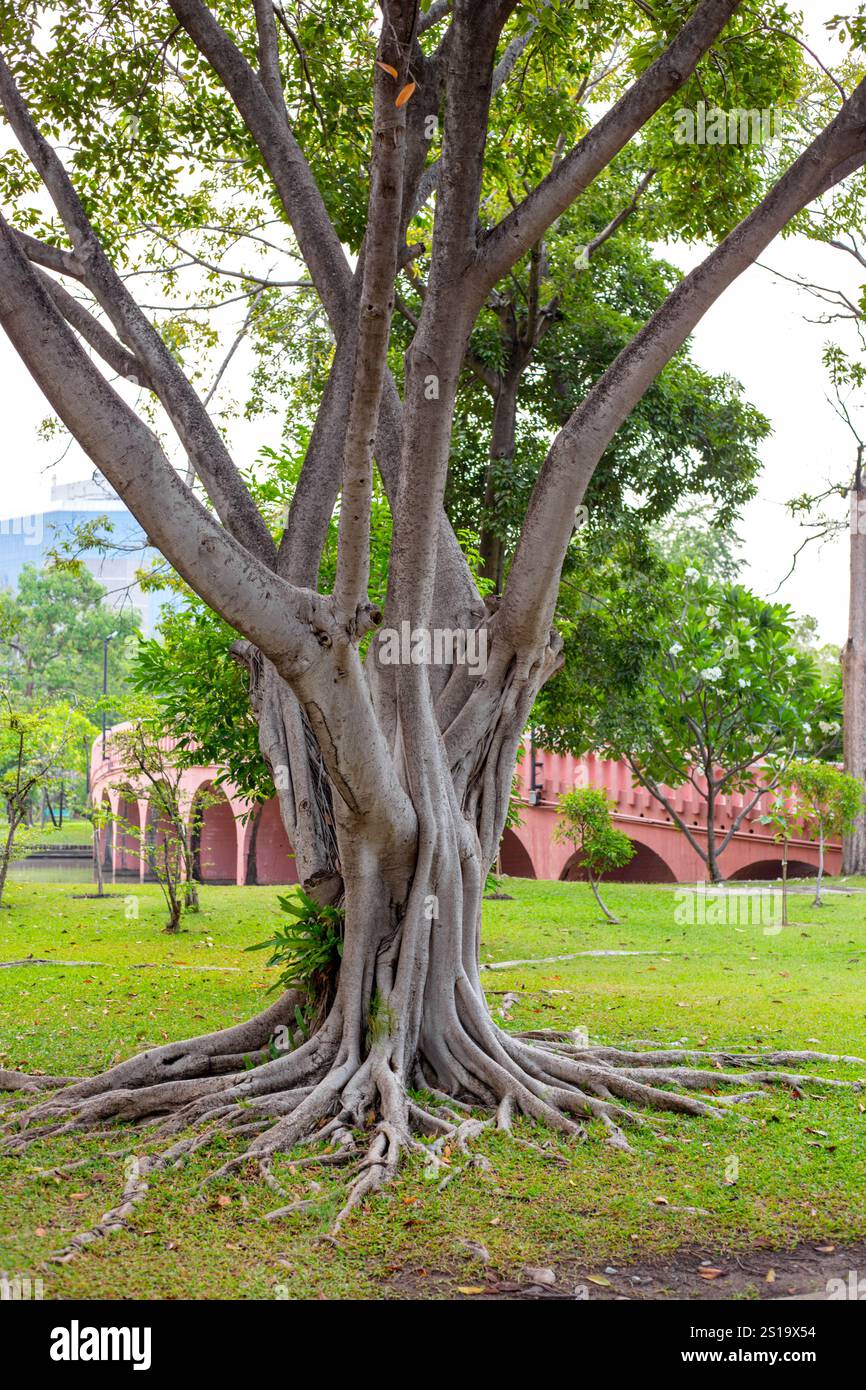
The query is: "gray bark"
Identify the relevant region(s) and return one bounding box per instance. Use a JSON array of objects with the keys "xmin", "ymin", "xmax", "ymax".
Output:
[{"xmin": 843, "ymin": 478, "xmax": 866, "ymax": 873}]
